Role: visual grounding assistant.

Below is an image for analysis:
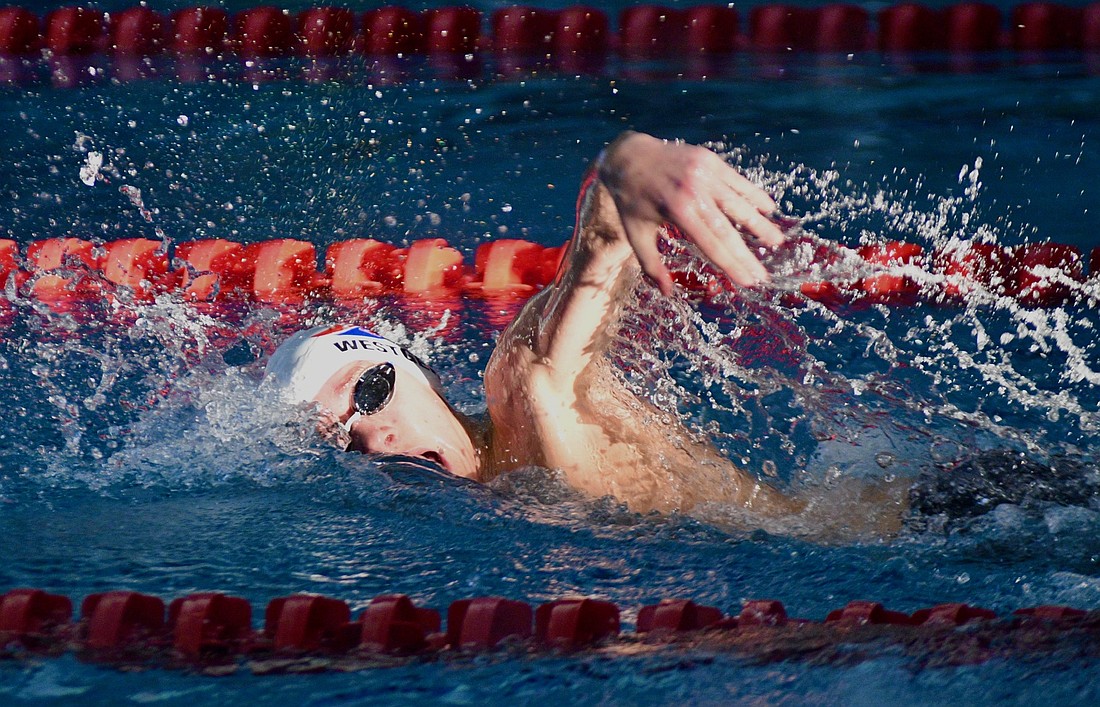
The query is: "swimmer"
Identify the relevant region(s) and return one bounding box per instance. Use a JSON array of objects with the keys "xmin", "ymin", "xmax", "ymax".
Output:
[{"xmin": 267, "ymin": 131, "xmax": 802, "ymax": 516}]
